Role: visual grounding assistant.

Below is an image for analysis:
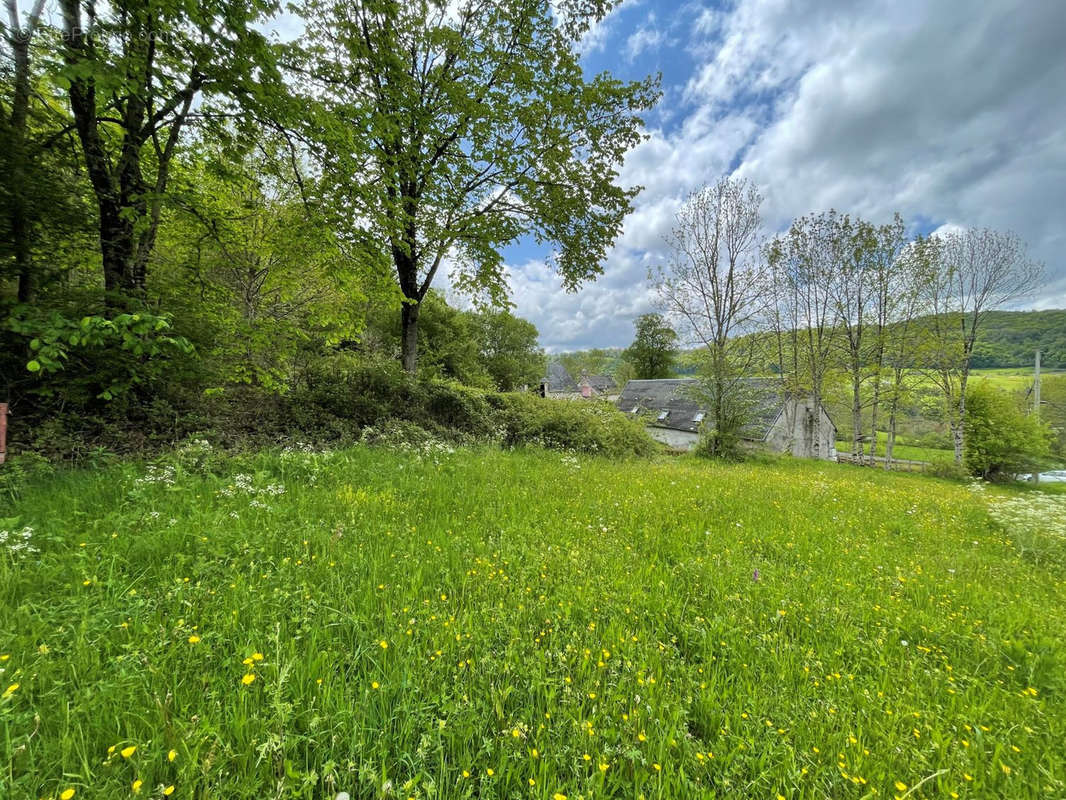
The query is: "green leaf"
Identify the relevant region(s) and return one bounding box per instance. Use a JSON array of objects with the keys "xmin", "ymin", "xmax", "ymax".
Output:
[{"xmin": 26, "ymin": 360, "xmax": 41, "ymax": 373}]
